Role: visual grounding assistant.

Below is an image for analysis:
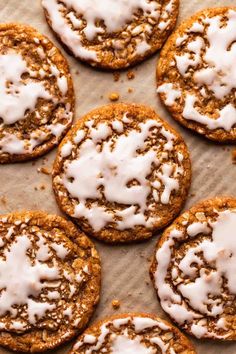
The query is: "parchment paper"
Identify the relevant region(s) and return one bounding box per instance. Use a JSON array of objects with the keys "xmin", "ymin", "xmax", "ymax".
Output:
[{"xmin": 1, "ymin": 0, "xmax": 236, "ymax": 353}]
